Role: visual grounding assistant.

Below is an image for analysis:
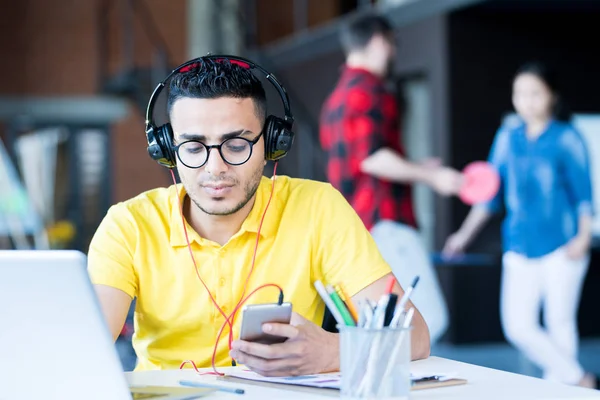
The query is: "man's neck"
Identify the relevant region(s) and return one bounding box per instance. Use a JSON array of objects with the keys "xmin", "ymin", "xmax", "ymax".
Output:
[
  {"xmin": 185, "ymin": 195, "xmax": 258, "ymax": 246},
  {"xmin": 345, "ymin": 54, "xmax": 383, "ymax": 78}
]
